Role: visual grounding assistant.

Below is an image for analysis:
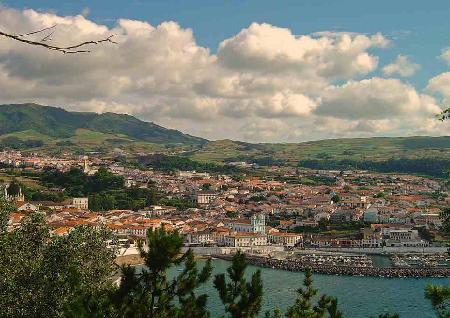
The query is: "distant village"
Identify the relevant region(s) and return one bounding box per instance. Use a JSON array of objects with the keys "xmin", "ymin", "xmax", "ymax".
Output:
[{"xmin": 1, "ymin": 149, "xmax": 449, "ymax": 264}]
